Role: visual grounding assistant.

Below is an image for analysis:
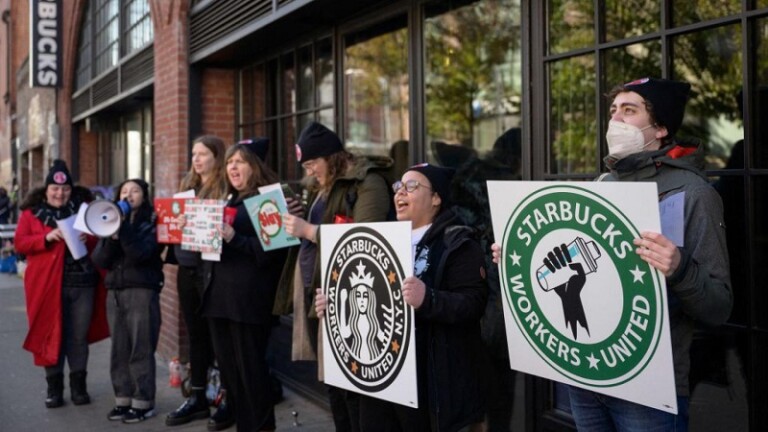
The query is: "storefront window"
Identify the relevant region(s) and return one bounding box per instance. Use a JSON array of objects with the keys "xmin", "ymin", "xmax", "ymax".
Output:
[
  {"xmin": 237, "ymin": 38, "xmax": 333, "ymax": 181},
  {"xmin": 603, "ymin": 42, "xmax": 661, "ymax": 92},
  {"xmin": 548, "ymin": 54, "xmax": 597, "ymax": 175},
  {"xmin": 424, "ymin": 0, "xmax": 522, "ymax": 168},
  {"xmin": 548, "ymin": 0, "xmax": 594, "ymax": 55},
  {"xmin": 754, "ymin": 17, "xmax": 768, "ymax": 169},
  {"xmin": 344, "ymin": 17, "xmax": 409, "ymax": 158},
  {"xmin": 673, "ymin": 24, "xmax": 743, "ymax": 170},
  {"xmin": 605, "ymin": 0, "xmax": 660, "ymax": 42},
  {"xmin": 672, "ymin": 0, "xmax": 740, "ymax": 27}
]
